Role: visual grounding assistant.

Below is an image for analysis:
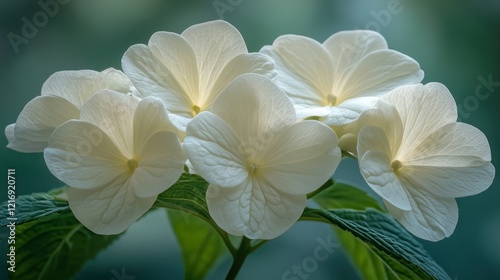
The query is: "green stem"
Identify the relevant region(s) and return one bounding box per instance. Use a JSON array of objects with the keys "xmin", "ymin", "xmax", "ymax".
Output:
[
  {"xmin": 341, "ymin": 150, "xmax": 358, "ymax": 160},
  {"xmin": 225, "ymin": 237, "xmax": 251, "ymax": 280},
  {"xmin": 307, "ymin": 179, "xmax": 335, "ymax": 199}
]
